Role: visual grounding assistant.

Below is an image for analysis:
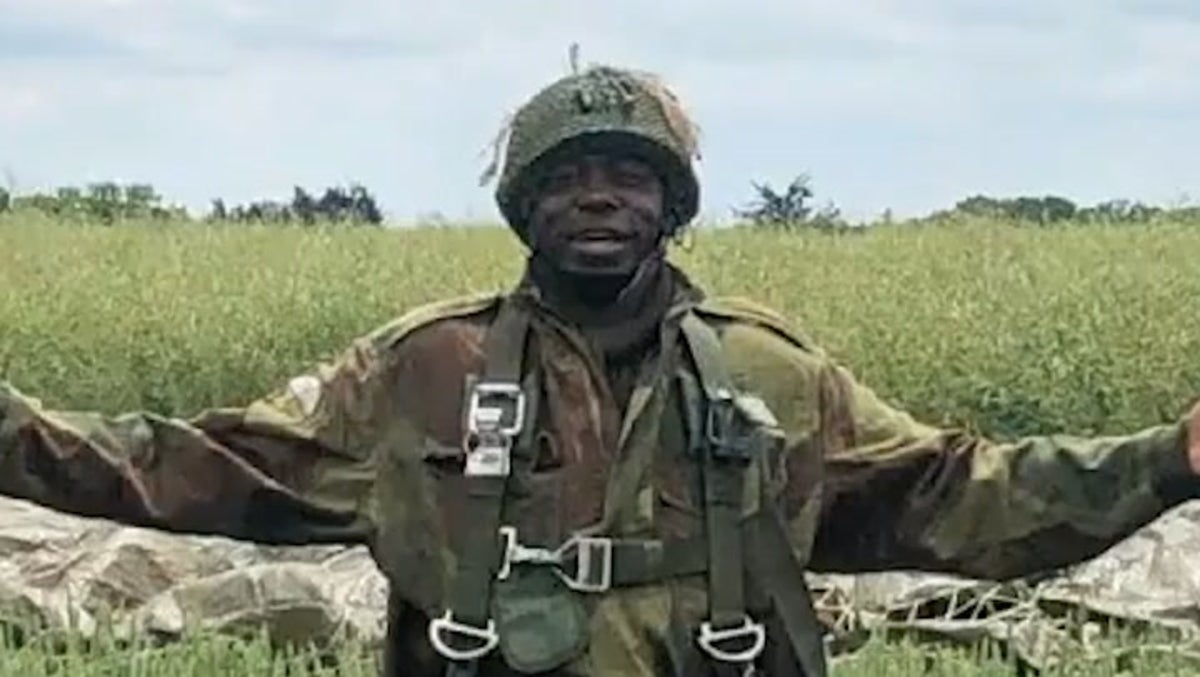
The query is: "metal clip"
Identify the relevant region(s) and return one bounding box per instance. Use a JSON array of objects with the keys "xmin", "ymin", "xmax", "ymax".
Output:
[
  {"xmin": 497, "ymin": 526, "xmax": 558, "ymax": 580},
  {"xmin": 555, "ymin": 534, "xmax": 614, "ymax": 593},
  {"xmin": 705, "ymin": 388, "xmax": 751, "ymax": 461},
  {"xmin": 697, "ymin": 616, "xmax": 767, "ymax": 664},
  {"xmin": 463, "ymin": 381, "xmax": 526, "ymax": 477},
  {"xmin": 467, "ymin": 381, "xmax": 526, "ymax": 436},
  {"xmin": 496, "ymin": 527, "xmax": 614, "ymax": 593},
  {"xmin": 428, "ymin": 611, "xmax": 500, "ymax": 662}
]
